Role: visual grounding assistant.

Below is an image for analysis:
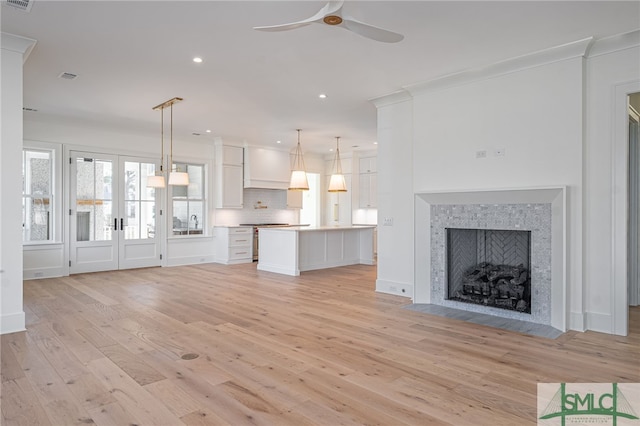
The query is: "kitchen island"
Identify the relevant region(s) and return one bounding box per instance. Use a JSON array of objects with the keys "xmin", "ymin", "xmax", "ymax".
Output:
[{"xmin": 257, "ymin": 225, "xmax": 376, "ymax": 276}]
